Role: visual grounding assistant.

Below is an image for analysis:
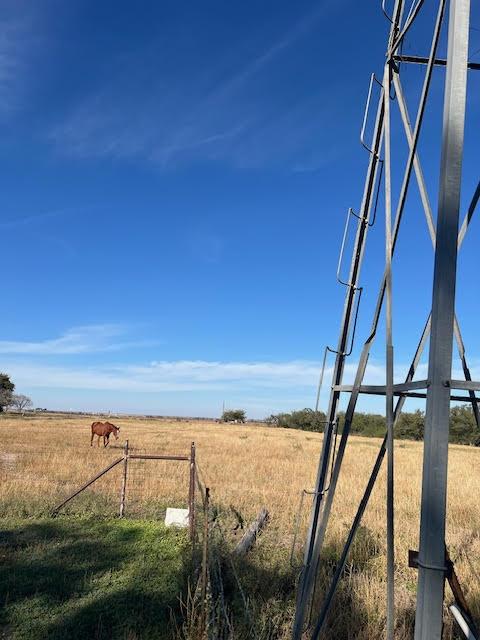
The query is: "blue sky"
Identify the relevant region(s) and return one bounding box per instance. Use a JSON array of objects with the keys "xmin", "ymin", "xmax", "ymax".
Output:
[{"xmin": 1, "ymin": 0, "xmax": 480, "ymax": 418}]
